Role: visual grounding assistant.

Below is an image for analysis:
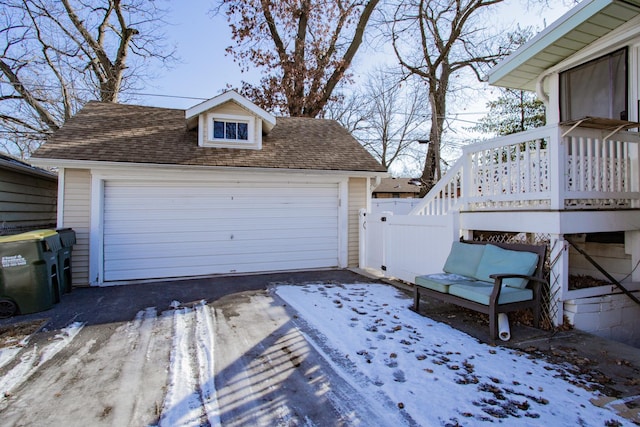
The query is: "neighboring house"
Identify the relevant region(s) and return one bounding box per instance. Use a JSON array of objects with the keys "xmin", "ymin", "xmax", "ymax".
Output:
[
  {"xmin": 371, "ymin": 177, "xmax": 423, "ymax": 215},
  {"xmin": 0, "ymin": 153, "xmax": 57, "ymax": 235},
  {"xmin": 361, "ymin": 0, "xmax": 640, "ymax": 346},
  {"xmin": 372, "ymin": 177, "xmax": 421, "ymax": 199},
  {"xmin": 31, "ymin": 91, "xmax": 387, "ymax": 287}
]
